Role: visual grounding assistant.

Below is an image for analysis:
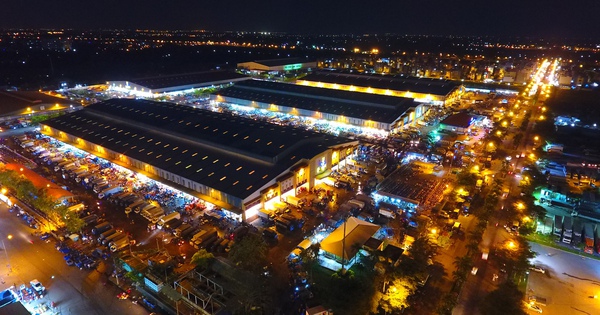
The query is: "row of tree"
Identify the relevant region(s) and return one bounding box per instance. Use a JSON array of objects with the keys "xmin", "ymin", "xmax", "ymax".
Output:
[{"xmin": 0, "ymin": 167, "xmax": 85, "ymax": 233}]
